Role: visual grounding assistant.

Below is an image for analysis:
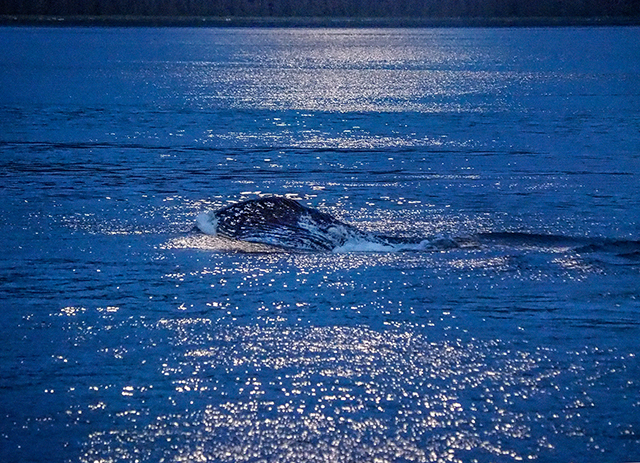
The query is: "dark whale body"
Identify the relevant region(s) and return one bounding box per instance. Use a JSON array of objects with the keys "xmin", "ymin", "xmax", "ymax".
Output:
[{"xmin": 195, "ymin": 196, "xmax": 421, "ymax": 252}]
